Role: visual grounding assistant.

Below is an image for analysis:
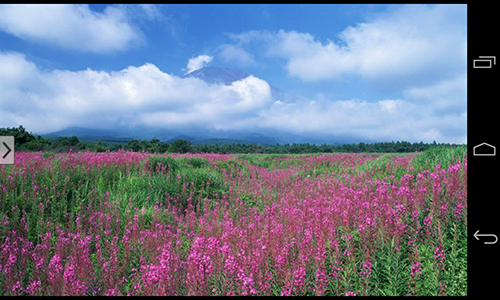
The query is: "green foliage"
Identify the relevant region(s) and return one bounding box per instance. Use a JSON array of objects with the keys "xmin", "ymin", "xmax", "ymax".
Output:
[
  {"xmin": 192, "ymin": 140, "xmax": 454, "ymax": 154},
  {"xmin": 125, "ymin": 138, "xmax": 169, "ymax": 153},
  {"xmin": 411, "ymin": 145, "xmax": 467, "ymax": 172},
  {"xmin": 148, "ymin": 137, "xmax": 169, "ymax": 153},
  {"xmin": 169, "ymin": 139, "xmax": 192, "ymax": 153},
  {"xmin": 0, "ymin": 125, "xmax": 35, "ymax": 145},
  {"xmin": 125, "ymin": 156, "xmax": 227, "ymax": 213},
  {"xmin": 147, "ymin": 156, "xmax": 180, "ymax": 174},
  {"xmin": 126, "ymin": 139, "xmax": 149, "ymax": 152},
  {"xmin": 54, "ymin": 136, "xmax": 80, "ymax": 147},
  {"xmin": 442, "ymin": 221, "xmax": 467, "ymax": 296},
  {"xmin": 22, "ymin": 135, "xmax": 52, "ymax": 151},
  {"xmin": 187, "ymin": 157, "xmax": 208, "ymax": 168},
  {"xmin": 371, "ymin": 243, "xmax": 410, "ymax": 296}
]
